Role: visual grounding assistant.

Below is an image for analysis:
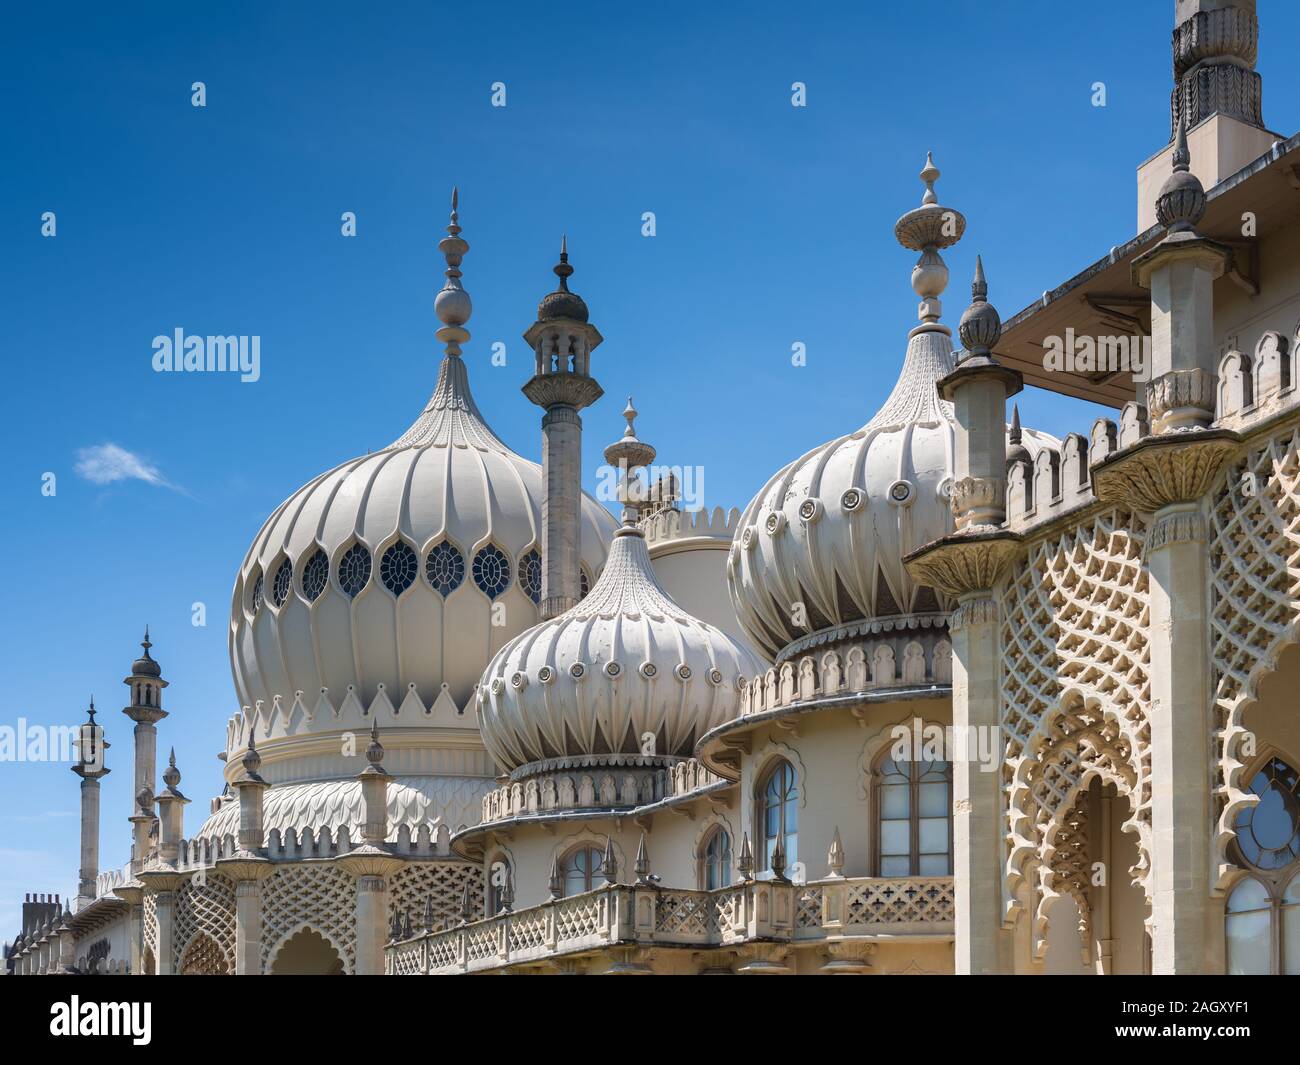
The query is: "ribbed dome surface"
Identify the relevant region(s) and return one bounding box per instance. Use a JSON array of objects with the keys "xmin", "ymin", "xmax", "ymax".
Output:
[
  {"xmin": 727, "ymin": 326, "xmax": 1057, "ymax": 658},
  {"xmin": 477, "ymin": 527, "xmax": 767, "ymax": 772},
  {"xmin": 229, "ymin": 352, "xmax": 619, "ymax": 718}
]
